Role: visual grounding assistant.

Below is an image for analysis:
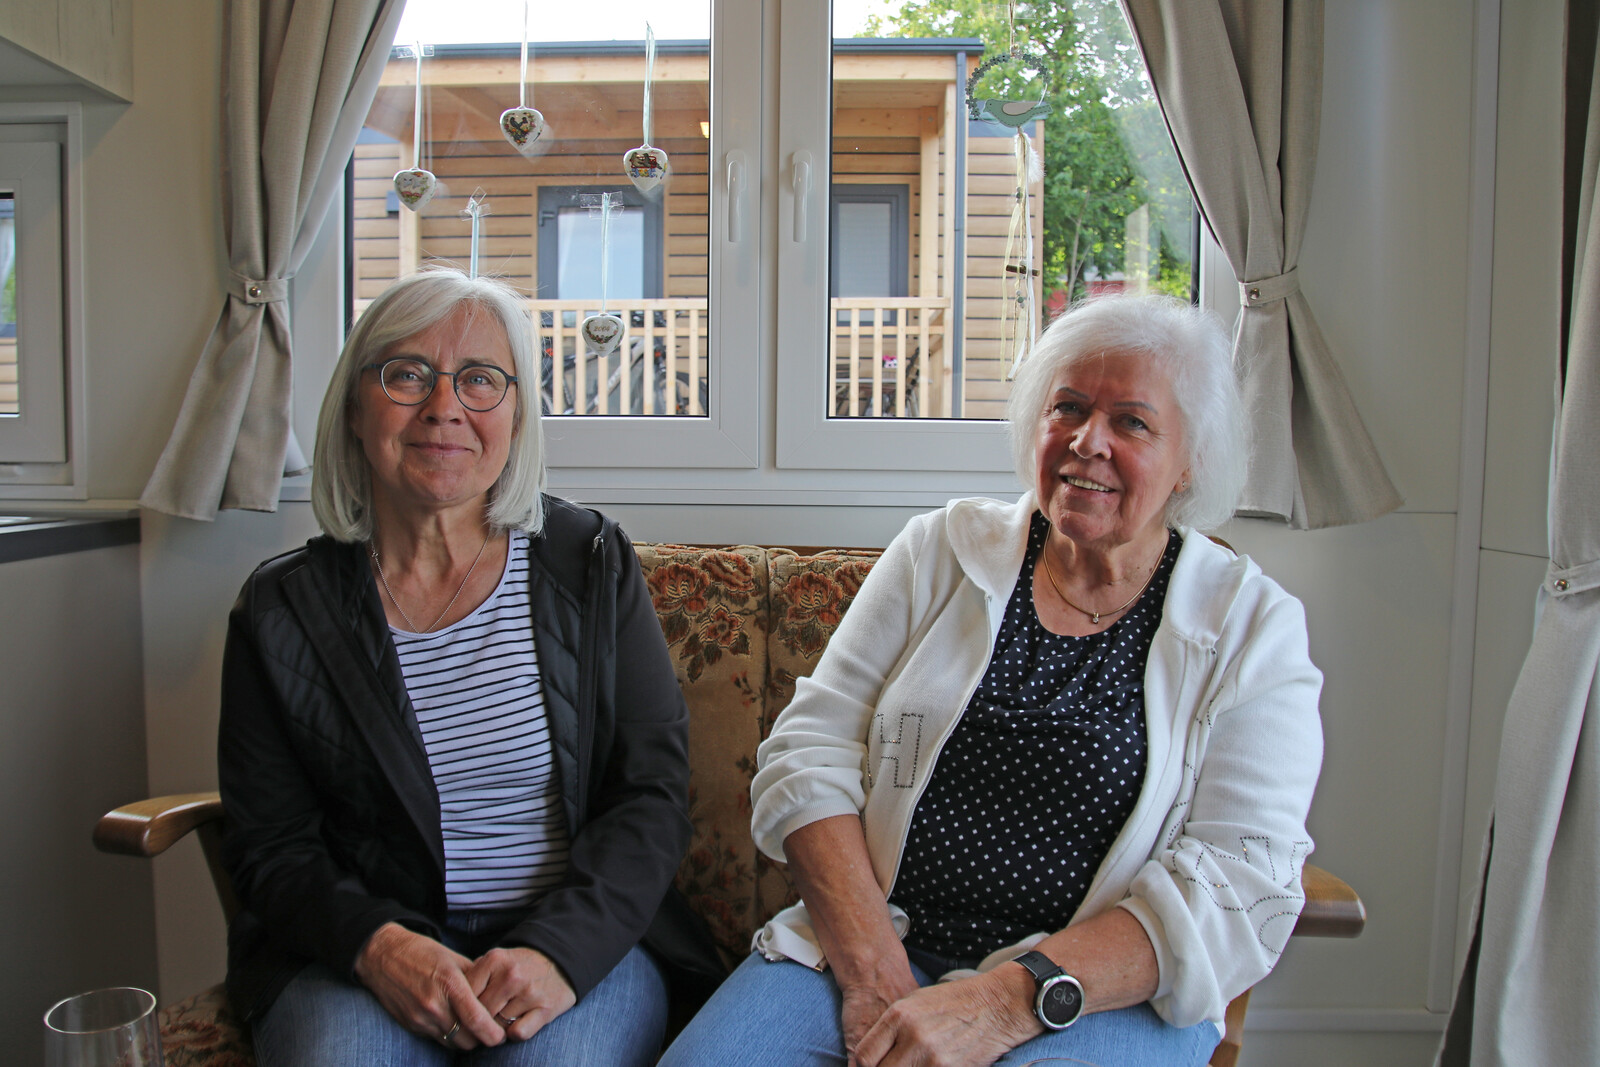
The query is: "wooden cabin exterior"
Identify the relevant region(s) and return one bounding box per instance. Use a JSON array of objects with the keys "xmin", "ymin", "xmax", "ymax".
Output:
[{"xmin": 354, "ymin": 40, "xmax": 1041, "ymax": 421}]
